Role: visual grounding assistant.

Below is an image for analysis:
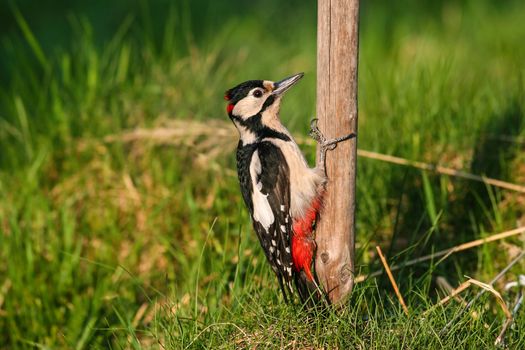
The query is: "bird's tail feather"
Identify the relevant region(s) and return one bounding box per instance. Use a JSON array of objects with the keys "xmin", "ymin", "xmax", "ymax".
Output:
[{"xmin": 294, "ymin": 271, "xmax": 324, "ymax": 306}]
